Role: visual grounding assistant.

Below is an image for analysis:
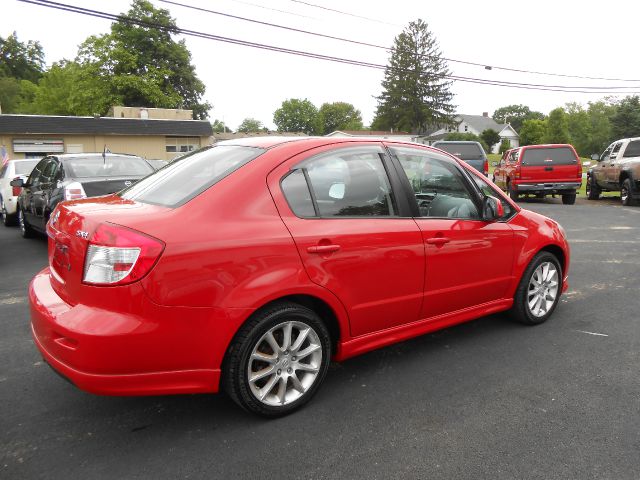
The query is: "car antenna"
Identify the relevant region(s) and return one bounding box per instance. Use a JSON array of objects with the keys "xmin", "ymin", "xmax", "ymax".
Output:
[{"xmin": 102, "ymin": 145, "xmax": 111, "ymax": 165}]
